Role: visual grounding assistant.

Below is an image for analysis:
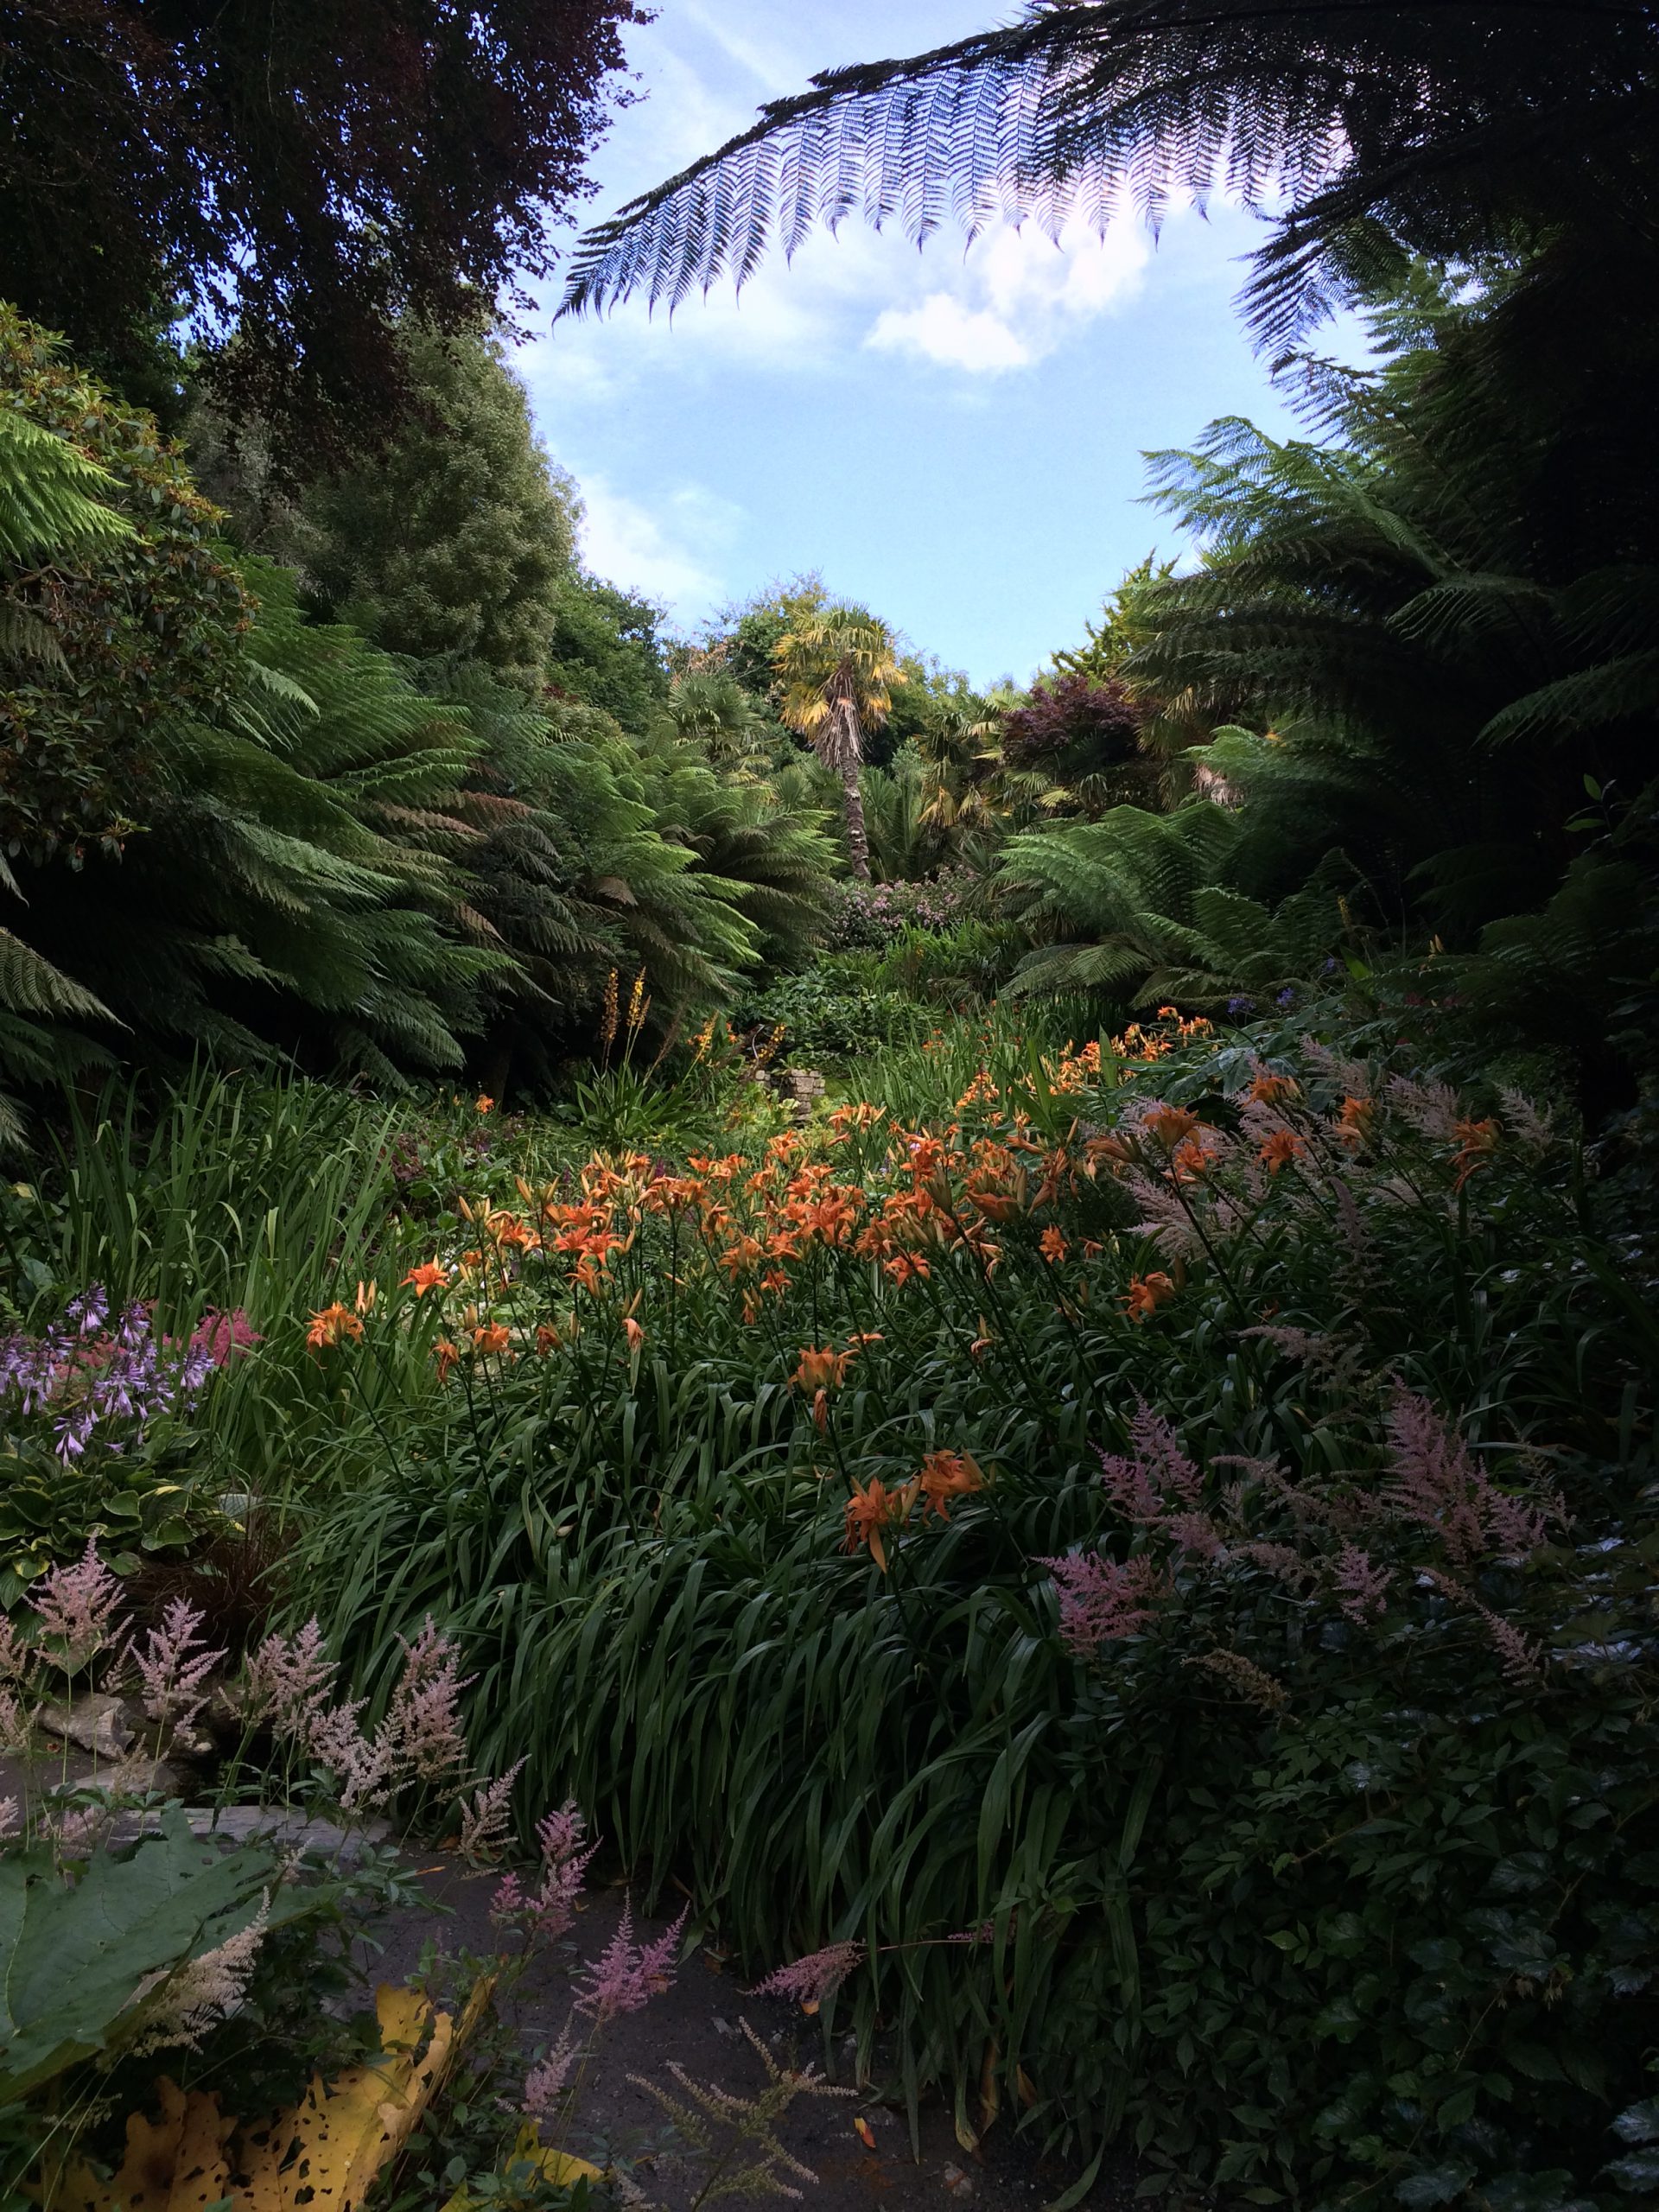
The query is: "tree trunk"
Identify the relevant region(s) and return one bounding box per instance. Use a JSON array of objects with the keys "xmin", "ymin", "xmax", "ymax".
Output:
[
  {"xmin": 840, "ymin": 760, "xmax": 870, "ymax": 880},
  {"xmin": 817, "ymin": 685, "xmax": 871, "ymax": 880}
]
